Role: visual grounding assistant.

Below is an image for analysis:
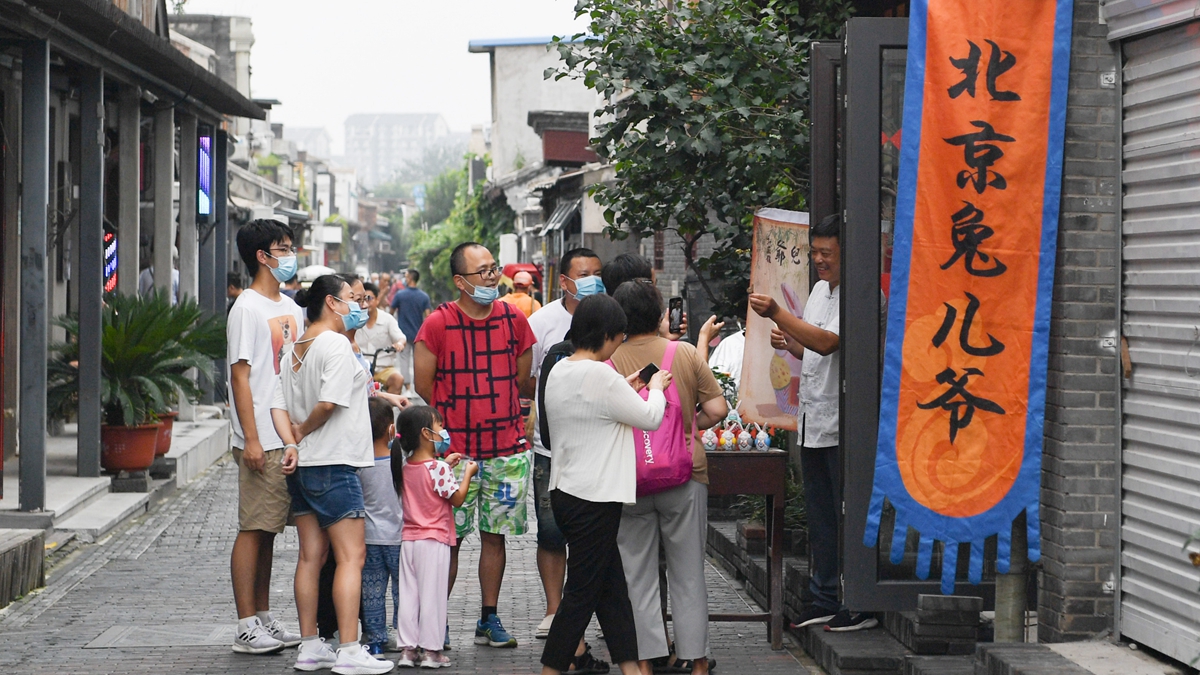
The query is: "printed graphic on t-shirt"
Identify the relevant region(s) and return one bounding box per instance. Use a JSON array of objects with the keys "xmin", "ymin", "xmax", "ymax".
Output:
[
  {"xmin": 428, "ymin": 461, "xmax": 459, "ymax": 499},
  {"xmin": 270, "ymin": 315, "xmax": 300, "ymax": 375}
]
